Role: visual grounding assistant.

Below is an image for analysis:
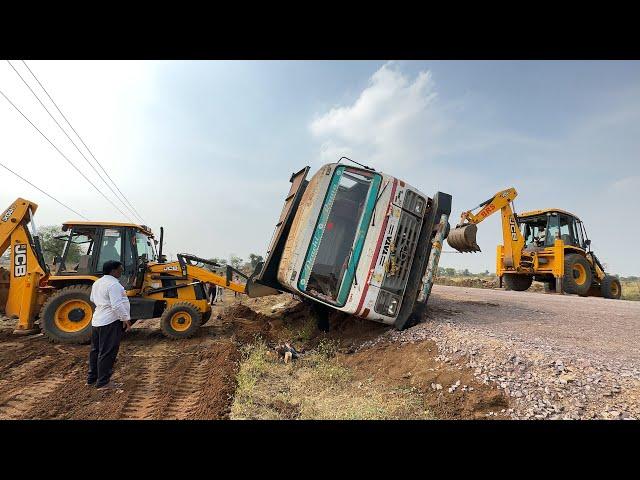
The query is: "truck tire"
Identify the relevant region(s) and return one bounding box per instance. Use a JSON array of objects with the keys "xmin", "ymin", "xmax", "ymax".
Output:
[
  {"xmin": 160, "ymin": 302, "xmax": 202, "ymax": 339},
  {"xmin": 40, "ymin": 285, "xmax": 94, "ymax": 344},
  {"xmin": 563, "ymin": 253, "xmax": 593, "ymax": 296},
  {"xmin": 503, "ymin": 274, "xmax": 533, "ymax": 291},
  {"xmin": 600, "ymin": 275, "xmax": 622, "ymax": 300}
]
